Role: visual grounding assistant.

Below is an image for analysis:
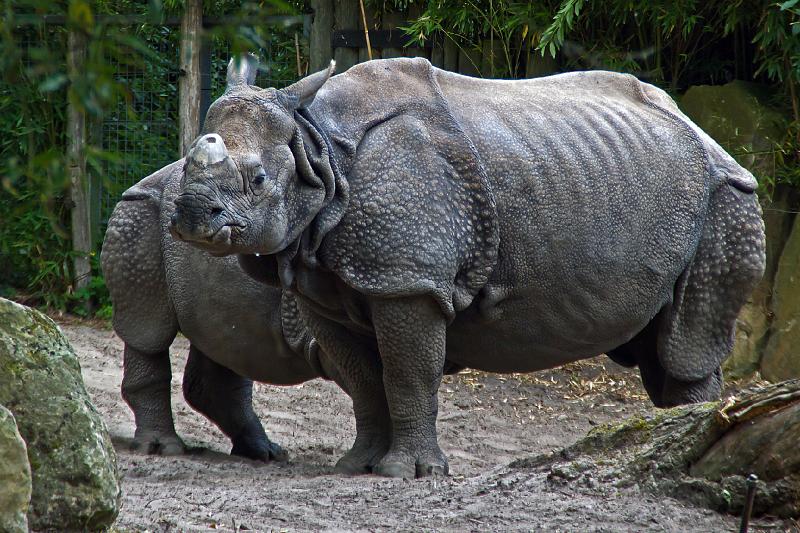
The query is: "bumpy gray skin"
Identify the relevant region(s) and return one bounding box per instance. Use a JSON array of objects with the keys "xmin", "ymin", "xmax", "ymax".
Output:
[
  {"xmin": 101, "ymin": 161, "xmax": 326, "ymax": 461},
  {"xmin": 170, "ymin": 57, "xmax": 767, "ymax": 478}
]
